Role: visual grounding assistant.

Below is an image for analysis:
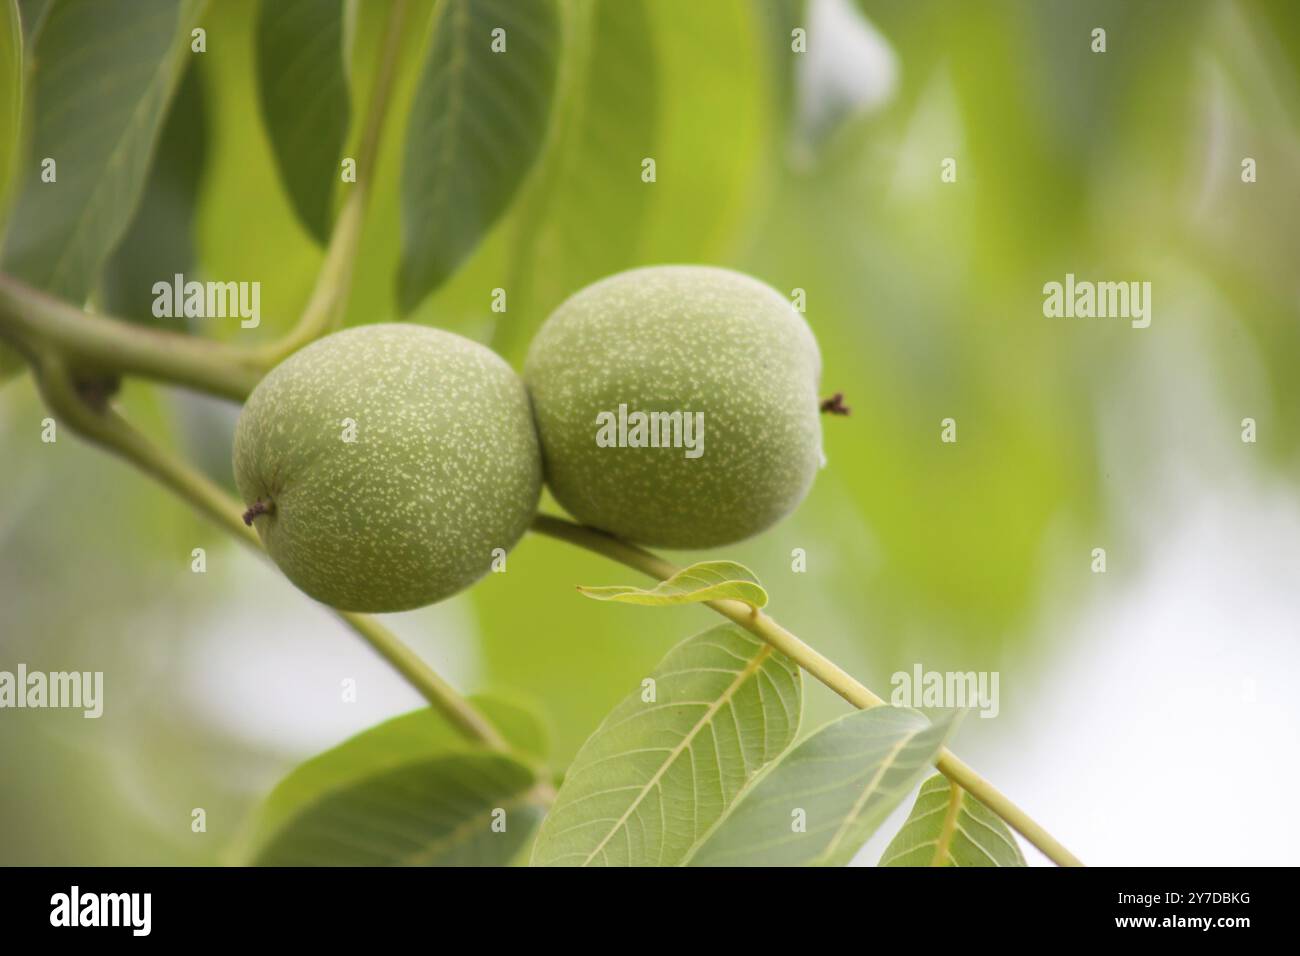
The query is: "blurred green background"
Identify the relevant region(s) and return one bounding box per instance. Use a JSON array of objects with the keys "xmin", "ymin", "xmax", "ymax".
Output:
[{"xmin": 2, "ymin": 0, "xmax": 1298, "ymax": 865}]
